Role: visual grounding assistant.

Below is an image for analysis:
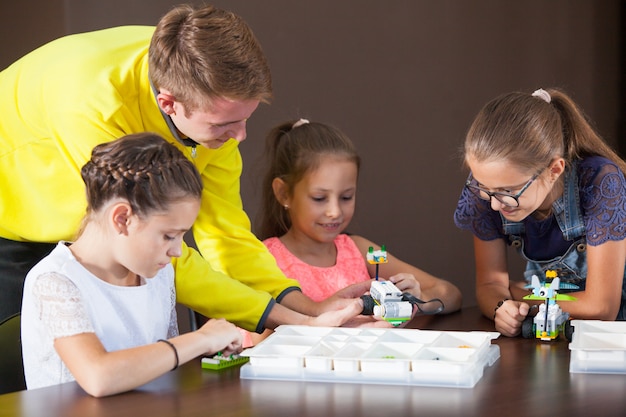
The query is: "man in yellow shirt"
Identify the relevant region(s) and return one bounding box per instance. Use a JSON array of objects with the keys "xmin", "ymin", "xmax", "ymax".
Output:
[{"xmin": 0, "ymin": 4, "xmax": 364, "ymax": 329}]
